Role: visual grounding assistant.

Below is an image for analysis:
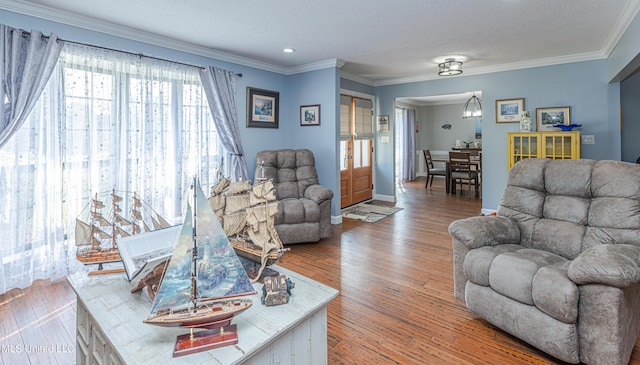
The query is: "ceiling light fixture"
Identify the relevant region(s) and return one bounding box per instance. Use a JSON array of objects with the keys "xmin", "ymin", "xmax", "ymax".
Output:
[
  {"xmin": 283, "ymin": 48, "xmax": 296, "ymax": 53},
  {"xmin": 462, "ymin": 93, "xmax": 482, "ymax": 119},
  {"xmin": 438, "ymin": 58, "xmax": 463, "ymax": 76}
]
